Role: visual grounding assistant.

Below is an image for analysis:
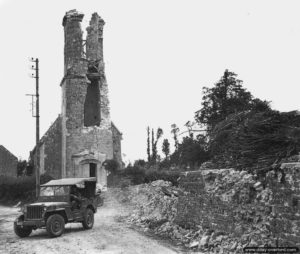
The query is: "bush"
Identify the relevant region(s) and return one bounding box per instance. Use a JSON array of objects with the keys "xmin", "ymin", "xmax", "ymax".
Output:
[
  {"xmin": 158, "ymin": 159, "xmax": 172, "ymax": 170},
  {"xmin": 0, "ymin": 175, "xmax": 34, "ymax": 203},
  {"xmin": 121, "ymin": 165, "xmax": 145, "ymax": 185},
  {"xmin": 0, "ymin": 174, "xmax": 53, "ymax": 204},
  {"xmin": 144, "ymin": 170, "xmax": 181, "ymax": 186},
  {"xmin": 120, "ymin": 163, "xmax": 181, "ymax": 186},
  {"xmin": 103, "ymin": 159, "xmax": 119, "ymax": 174}
]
